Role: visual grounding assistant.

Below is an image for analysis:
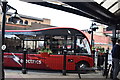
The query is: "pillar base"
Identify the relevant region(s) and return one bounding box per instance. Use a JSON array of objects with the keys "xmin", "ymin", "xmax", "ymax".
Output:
[
  {"xmin": 62, "ymin": 70, "xmax": 66, "ymax": 75},
  {"xmin": 22, "ymin": 69, "xmax": 27, "ymax": 74}
]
